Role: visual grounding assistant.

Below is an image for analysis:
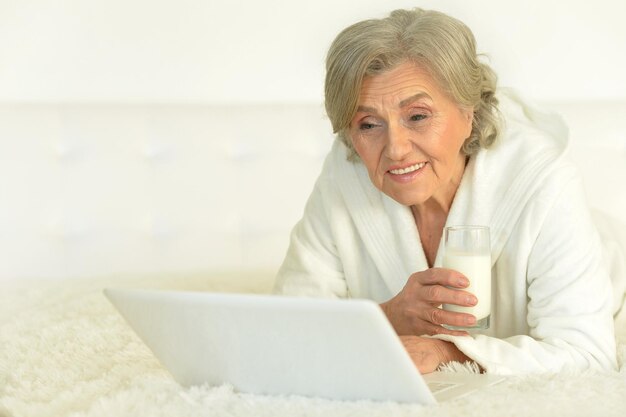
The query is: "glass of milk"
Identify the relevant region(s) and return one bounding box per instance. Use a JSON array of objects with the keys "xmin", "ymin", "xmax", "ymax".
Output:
[{"xmin": 442, "ymin": 226, "xmax": 491, "ymax": 330}]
